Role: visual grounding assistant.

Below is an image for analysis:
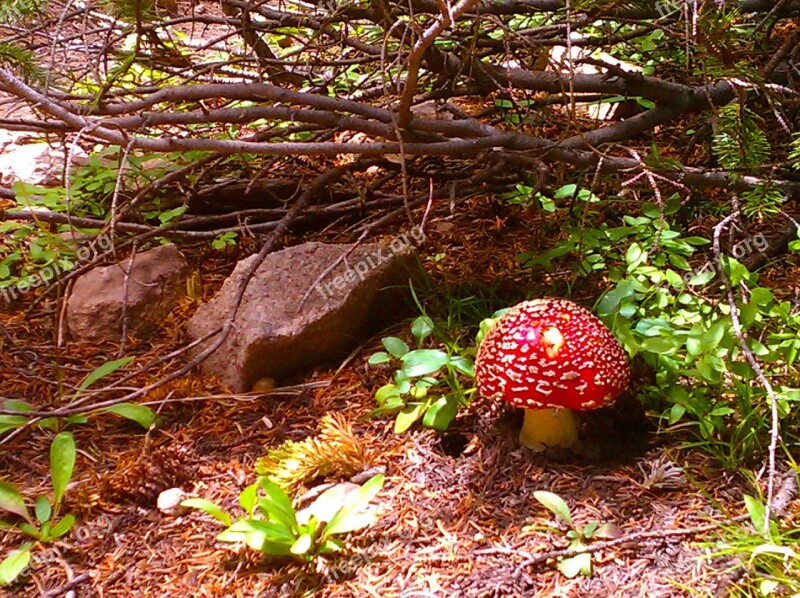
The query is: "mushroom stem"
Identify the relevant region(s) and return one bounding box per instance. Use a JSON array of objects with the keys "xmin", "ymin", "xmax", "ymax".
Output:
[{"xmin": 519, "ymin": 407, "xmax": 578, "ymax": 450}]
